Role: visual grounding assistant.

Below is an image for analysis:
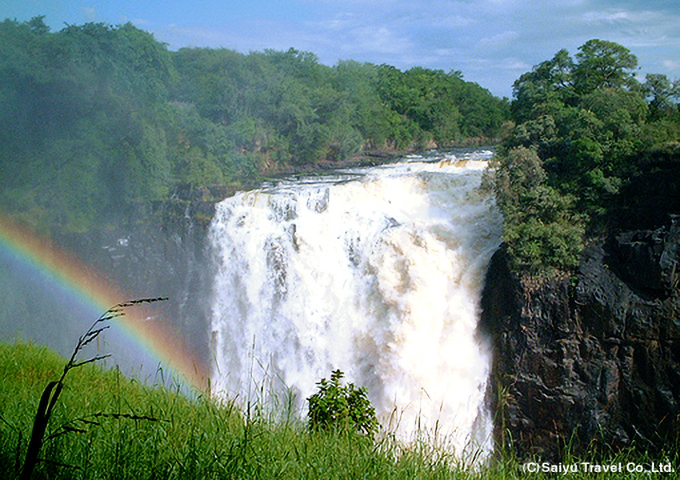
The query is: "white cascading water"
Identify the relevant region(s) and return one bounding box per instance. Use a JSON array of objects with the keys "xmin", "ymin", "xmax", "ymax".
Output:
[{"xmin": 209, "ymin": 150, "xmax": 502, "ymax": 458}]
